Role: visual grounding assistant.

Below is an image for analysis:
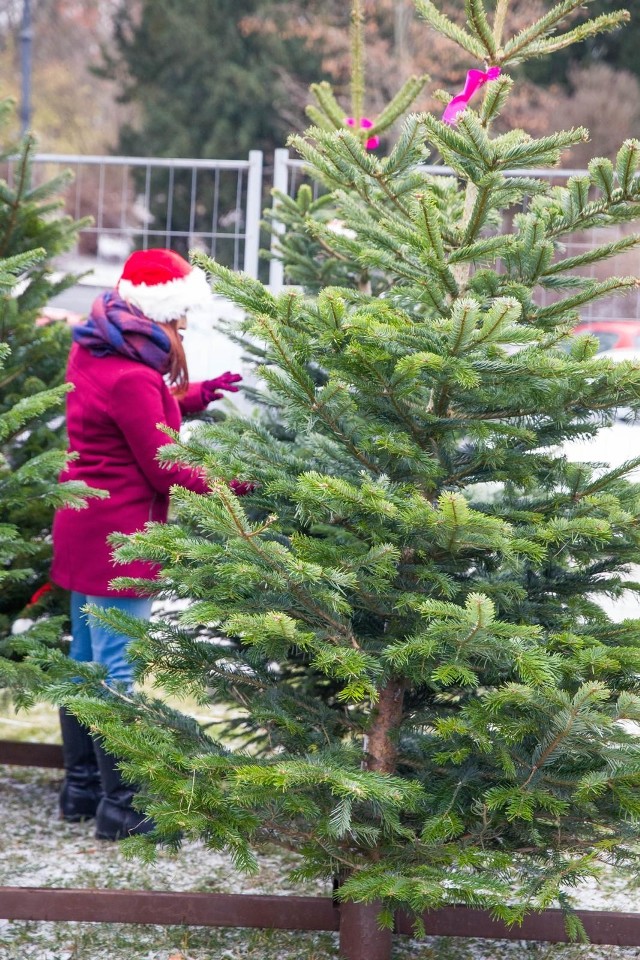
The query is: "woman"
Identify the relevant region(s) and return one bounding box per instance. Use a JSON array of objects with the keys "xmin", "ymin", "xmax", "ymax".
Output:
[{"xmin": 51, "ymin": 248, "xmax": 242, "ymax": 840}]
